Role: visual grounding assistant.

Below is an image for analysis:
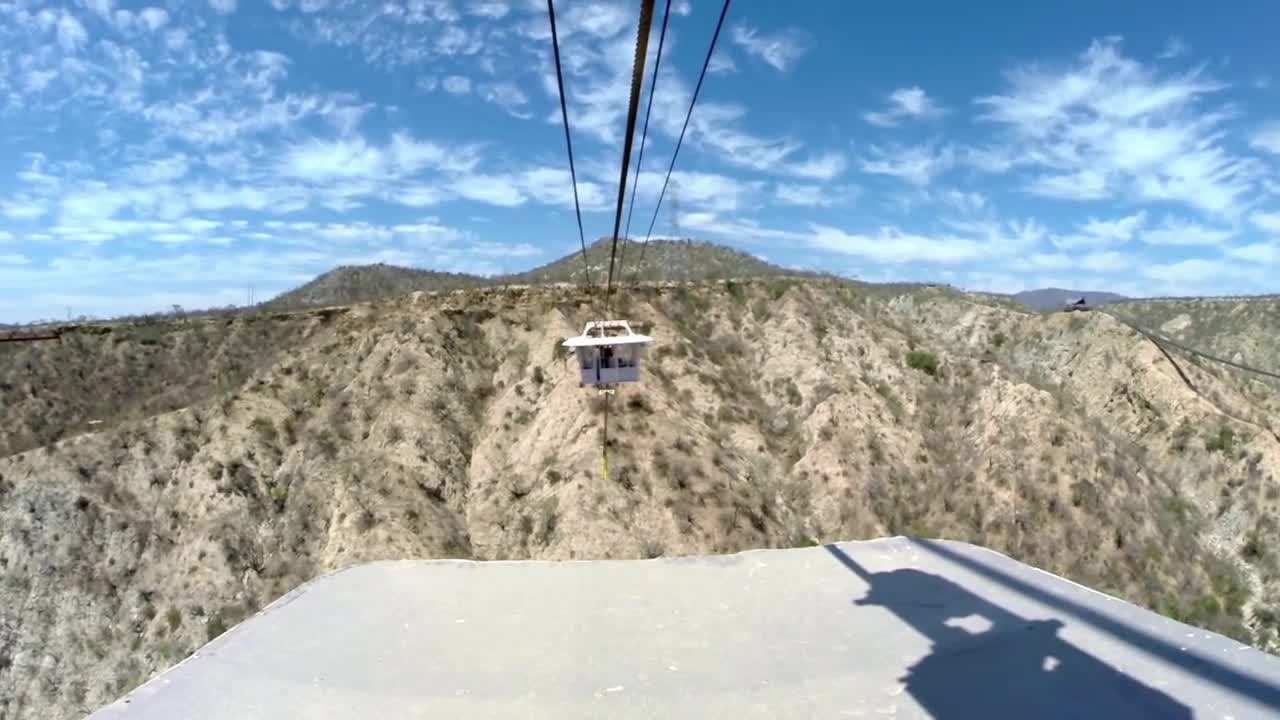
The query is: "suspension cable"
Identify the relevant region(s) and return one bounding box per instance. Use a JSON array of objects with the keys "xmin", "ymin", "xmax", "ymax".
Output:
[
  {"xmin": 631, "ymin": 0, "xmax": 731, "ymax": 284},
  {"xmin": 1102, "ymin": 309, "xmax": 1280, "ymax": 381},
  {"xmin": 602, "ymin": 0, "xmax": 657, "ymax": 317},
  {"xmin": 616, "ymin": 0, "xmax": 672, "ymax": 290},
  {"xmin": 546, "ymin": 0, "xmax": 595, "ymax": 297},
  {"xmin": 599, "ymin": 0, "xmax": 658, "ymax": 481}
]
